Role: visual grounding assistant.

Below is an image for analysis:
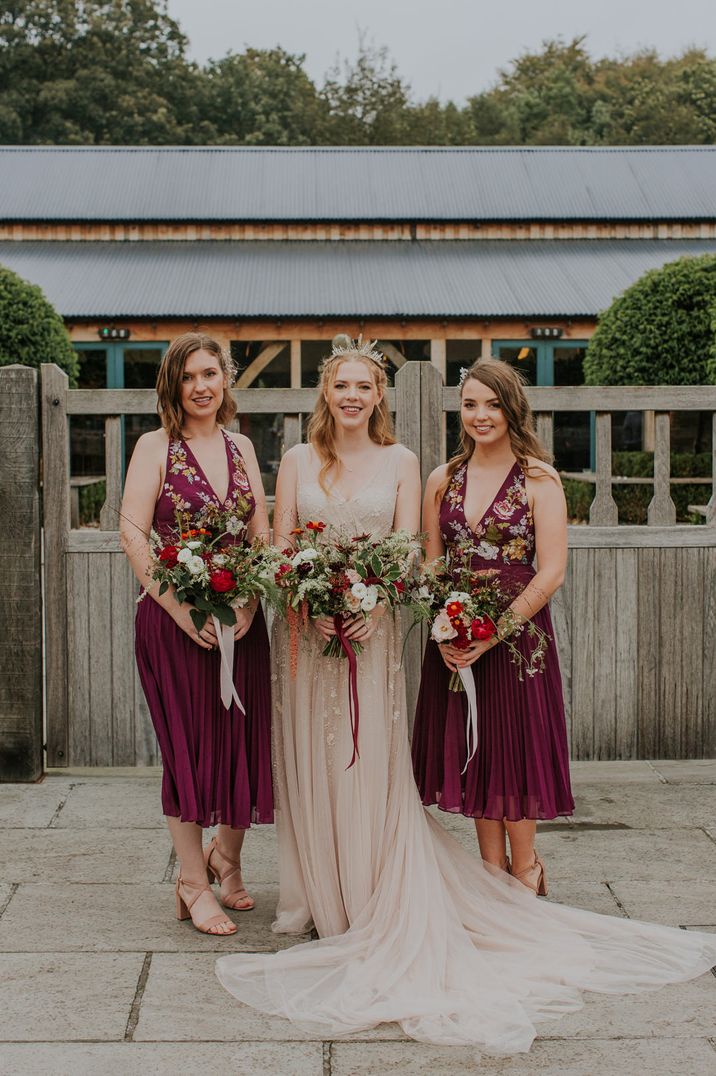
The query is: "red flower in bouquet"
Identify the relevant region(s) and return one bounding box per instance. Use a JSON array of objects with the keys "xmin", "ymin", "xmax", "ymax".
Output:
[
  {"xmin": 446, "ymin": 600, "xmax": 464, "ymax": 617},
  {"xmin": 306, "ymin": 520, "xmax": 327, "ymax": 532},
  {"xmin": 209, "ymin": 569, "xmax": 236, "ymax": 593},
  {"xmin": 471, "ymin": 616, "xmax": 496, "ymax": 641},
  {"xmin": 158, "ymin": 545, "xmax": 179, "ymax": 568},
  {"xmin": 275, "ymin": 563, "xmax": 292, "ymax": 585}
]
